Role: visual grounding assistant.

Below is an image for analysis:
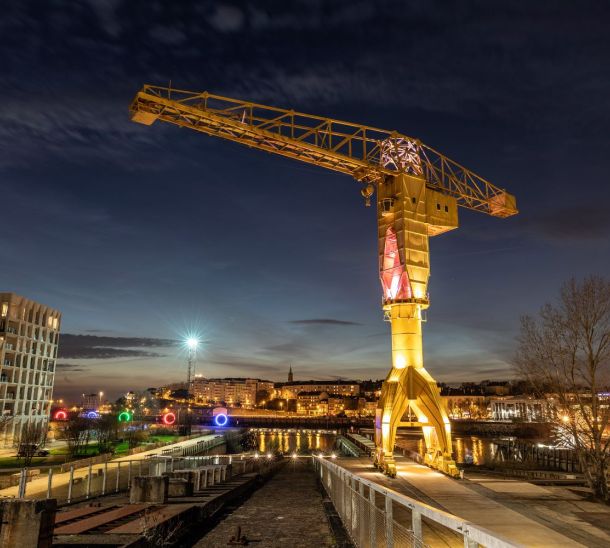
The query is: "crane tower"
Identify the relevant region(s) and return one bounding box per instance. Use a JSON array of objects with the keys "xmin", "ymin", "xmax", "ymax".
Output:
[{"xmin": 130, "ymin": 85, "xmax": 517, "ymax": 477}]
